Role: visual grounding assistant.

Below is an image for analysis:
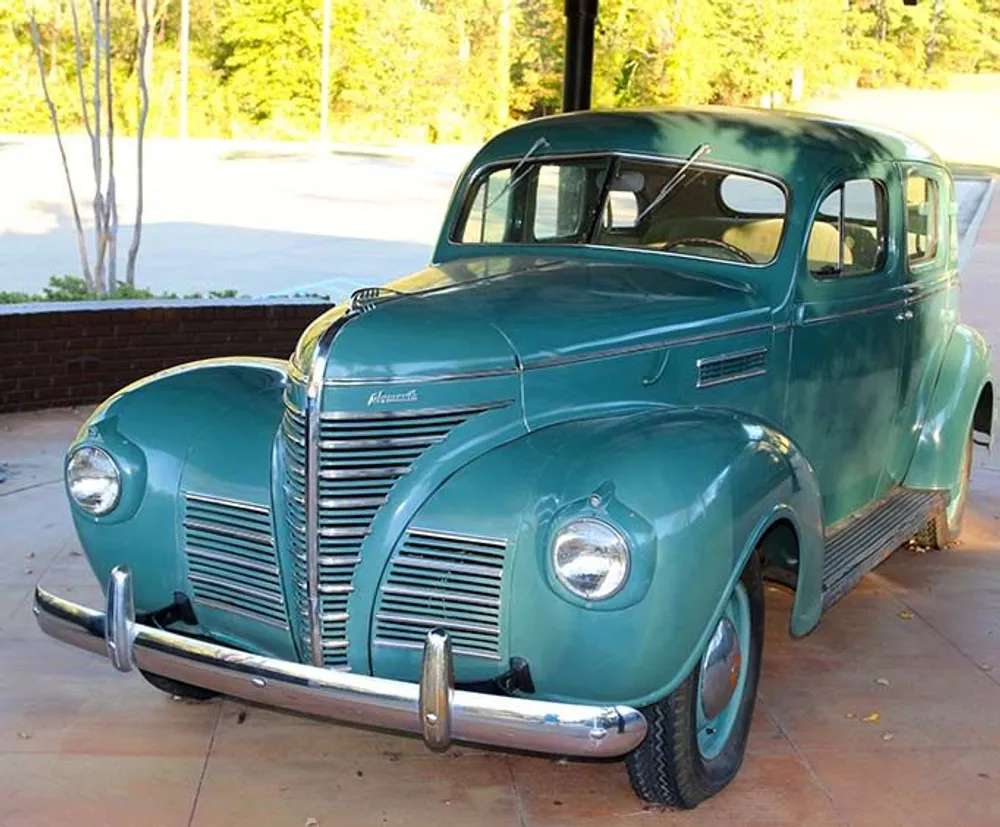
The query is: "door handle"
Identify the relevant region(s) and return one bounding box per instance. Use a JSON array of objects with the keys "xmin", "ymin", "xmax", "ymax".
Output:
[{"xmin": 895, "ymin": 309, "xmax": 914, "ymax": 322}]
